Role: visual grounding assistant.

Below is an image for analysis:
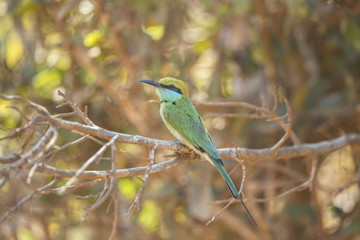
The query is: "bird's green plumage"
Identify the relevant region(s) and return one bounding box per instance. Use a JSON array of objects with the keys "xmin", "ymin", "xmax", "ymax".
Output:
[
  {"xmin": 160, "ymin": 97, "xmax": 242, "ymax": 200},
  {"xmin": 160, "ymin": 98, "xmax": 221, "ymax": 165},
  {"xmin": 139, "ymin": 77, "xmax": 257, "ymax": 226}
]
